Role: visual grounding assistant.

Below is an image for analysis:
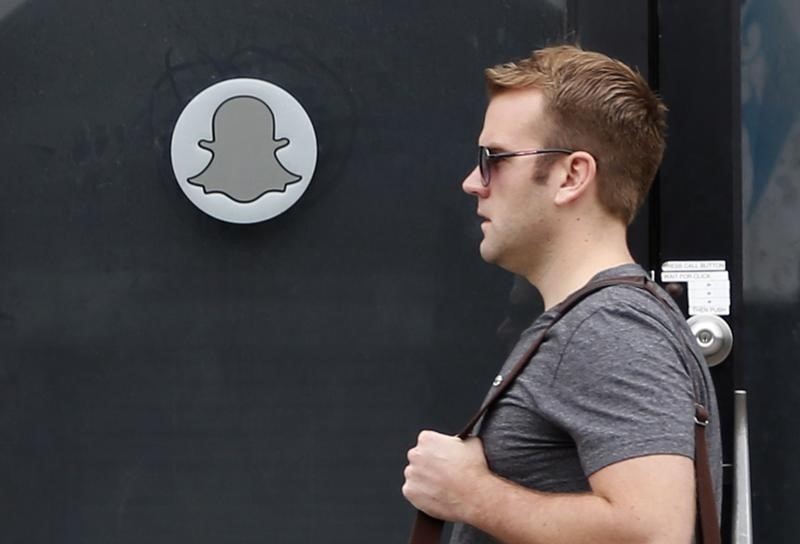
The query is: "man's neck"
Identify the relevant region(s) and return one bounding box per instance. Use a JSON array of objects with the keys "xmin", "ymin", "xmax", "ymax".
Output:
[{"xmin": 525, "ymin": 221, "xmax": 635, "ymax": 310}]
